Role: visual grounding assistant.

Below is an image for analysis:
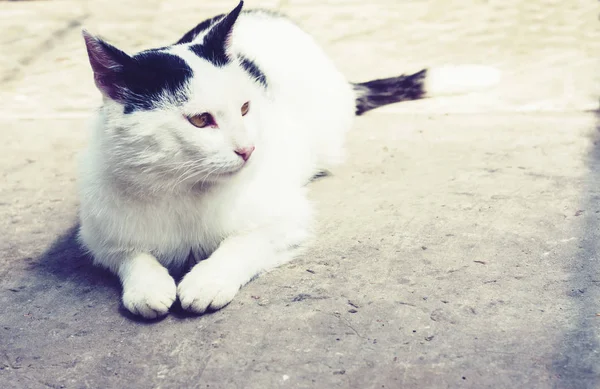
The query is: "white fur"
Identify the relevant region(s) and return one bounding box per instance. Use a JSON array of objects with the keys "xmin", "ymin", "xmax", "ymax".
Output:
[
  {"xmin": 119, "ymin": 253, "xmax": 177, "ymax": 318},
  {"xmin": 425, "ymin": 65, "xmax": 501, "ymax": 97},
  {"xmin": 78, "ymin": 11, "xmax": 352, "ymax": 317}
]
